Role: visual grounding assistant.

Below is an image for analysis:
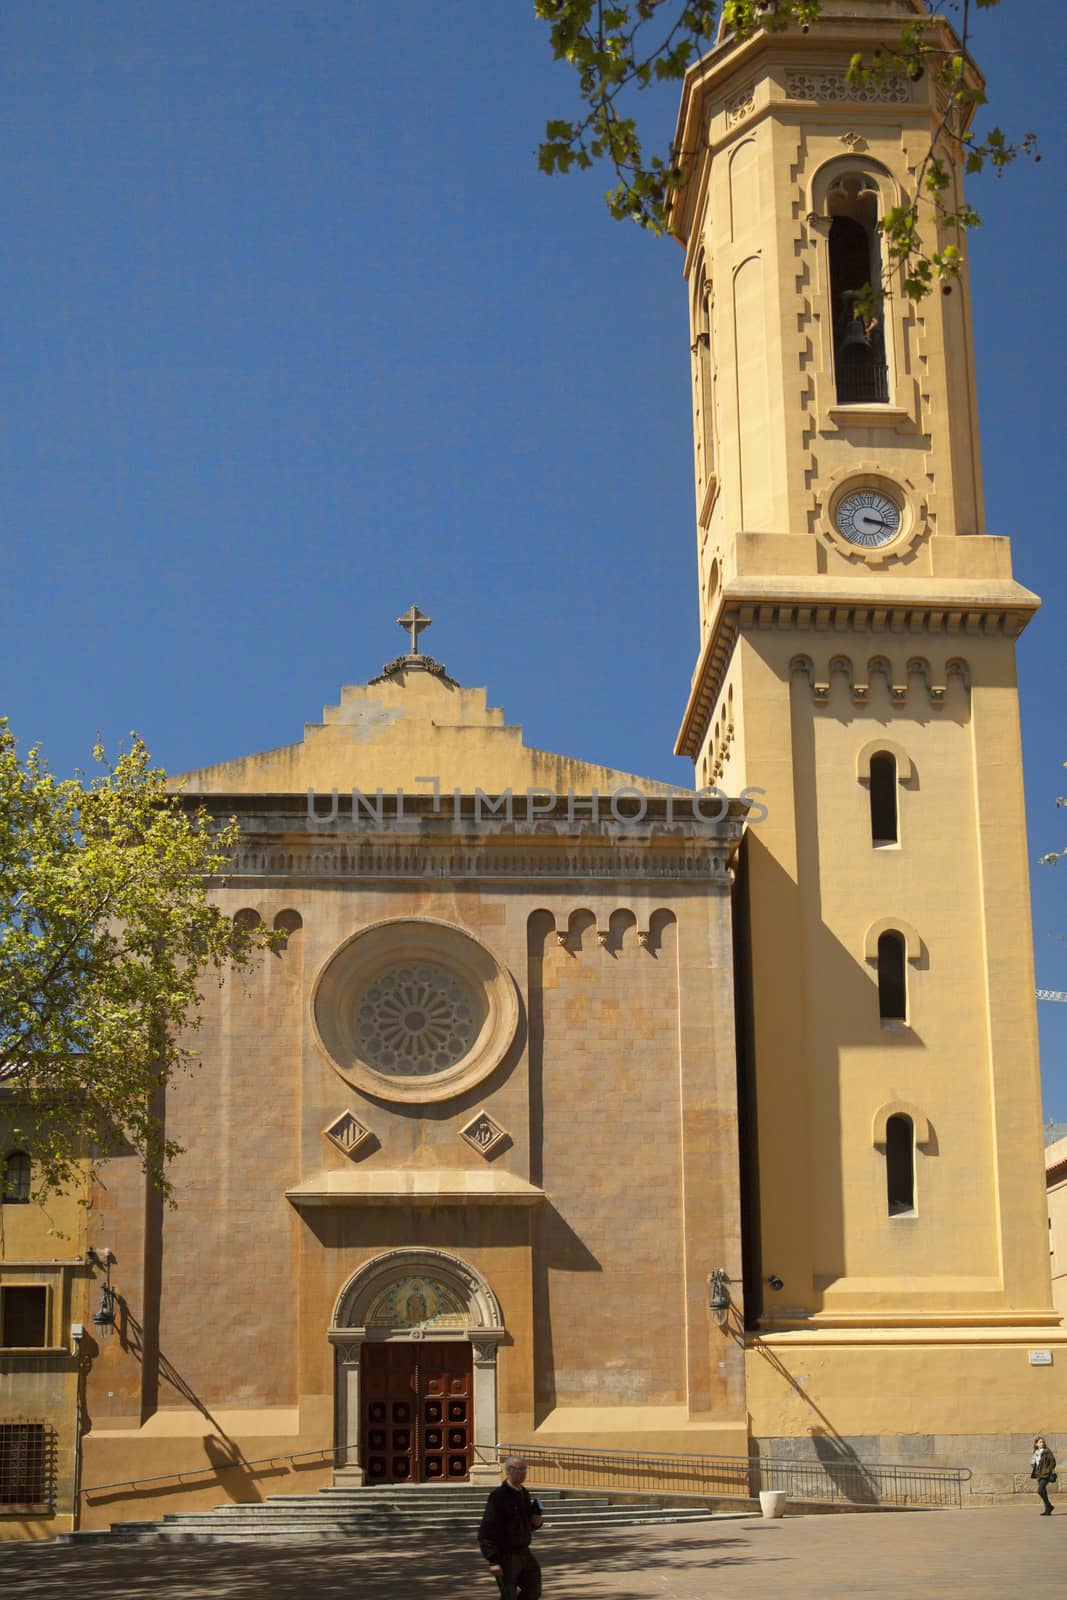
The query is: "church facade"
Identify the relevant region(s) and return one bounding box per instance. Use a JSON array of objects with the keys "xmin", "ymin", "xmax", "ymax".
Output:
[
  {"xmin": 79, "ymin": 662, "xmax": 754, "ymax": 1520},
  {"xmin": 2, "ymin": 0, "xmax": 1063, "ymax": 1538}
]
